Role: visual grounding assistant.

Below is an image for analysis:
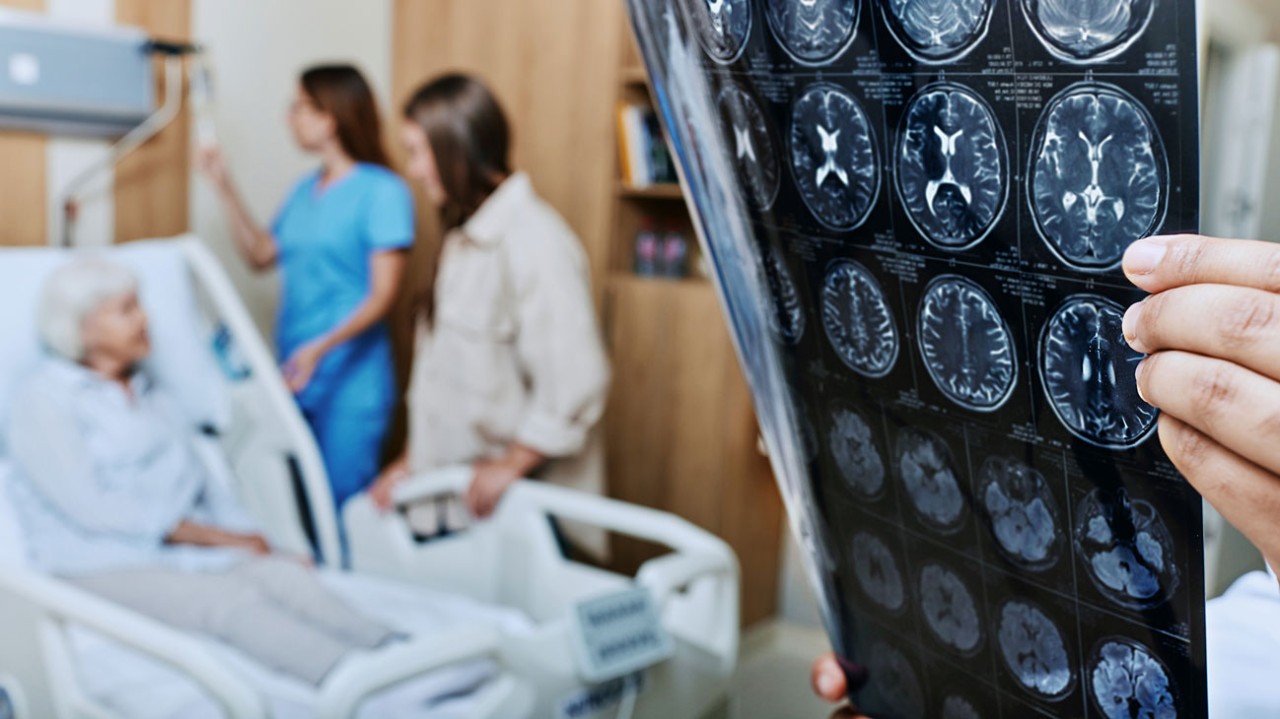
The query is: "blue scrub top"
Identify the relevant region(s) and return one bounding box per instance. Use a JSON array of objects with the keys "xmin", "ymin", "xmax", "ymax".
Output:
[{"xmin": 272, "ymin": 163, "xmax": 415, "ymax": 413}]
